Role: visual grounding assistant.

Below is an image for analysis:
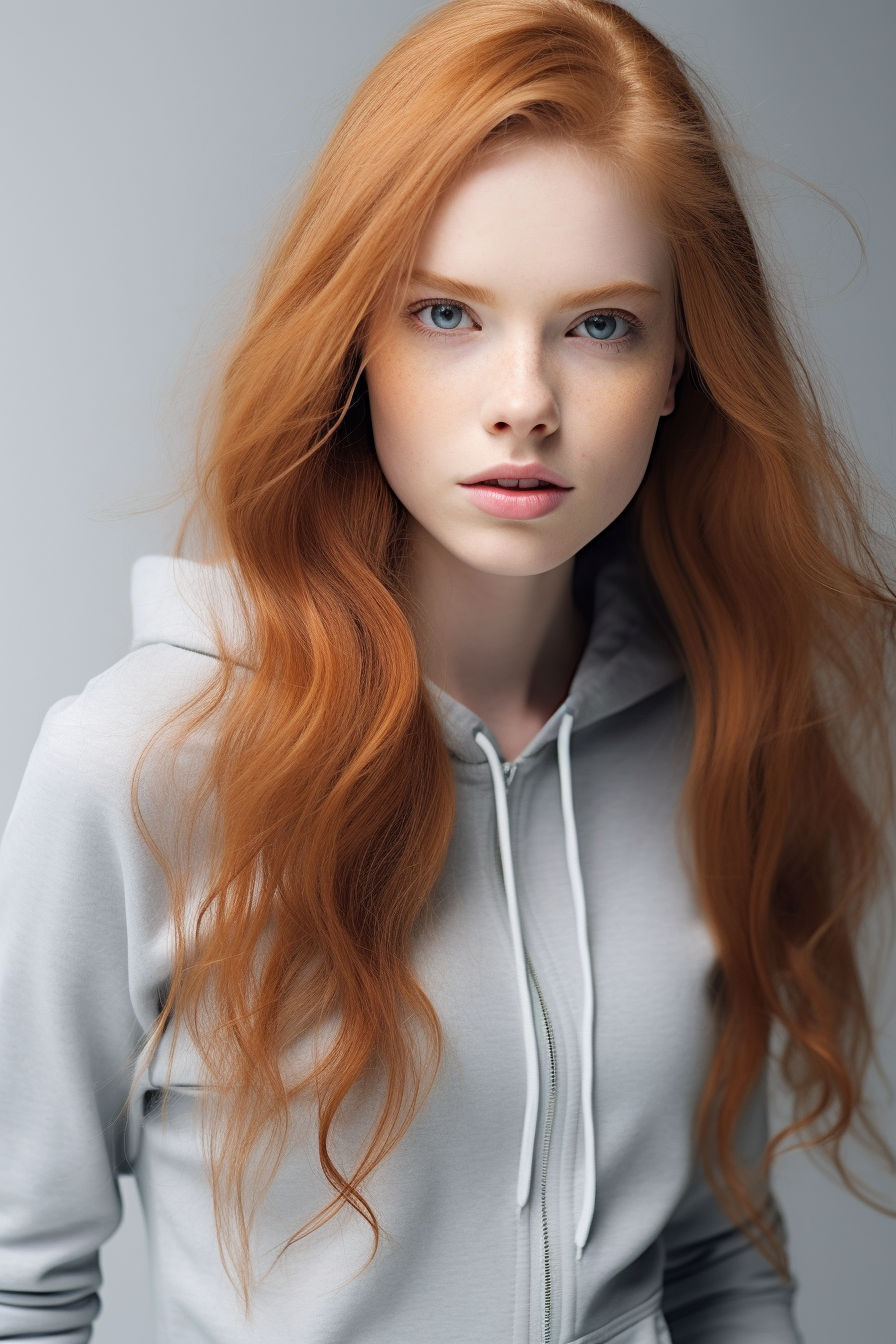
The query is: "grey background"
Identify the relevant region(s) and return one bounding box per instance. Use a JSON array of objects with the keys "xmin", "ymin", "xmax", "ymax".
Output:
[{"xmin": 0, "ymin": 2, "xmax": 893, "ymax": 1340}]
